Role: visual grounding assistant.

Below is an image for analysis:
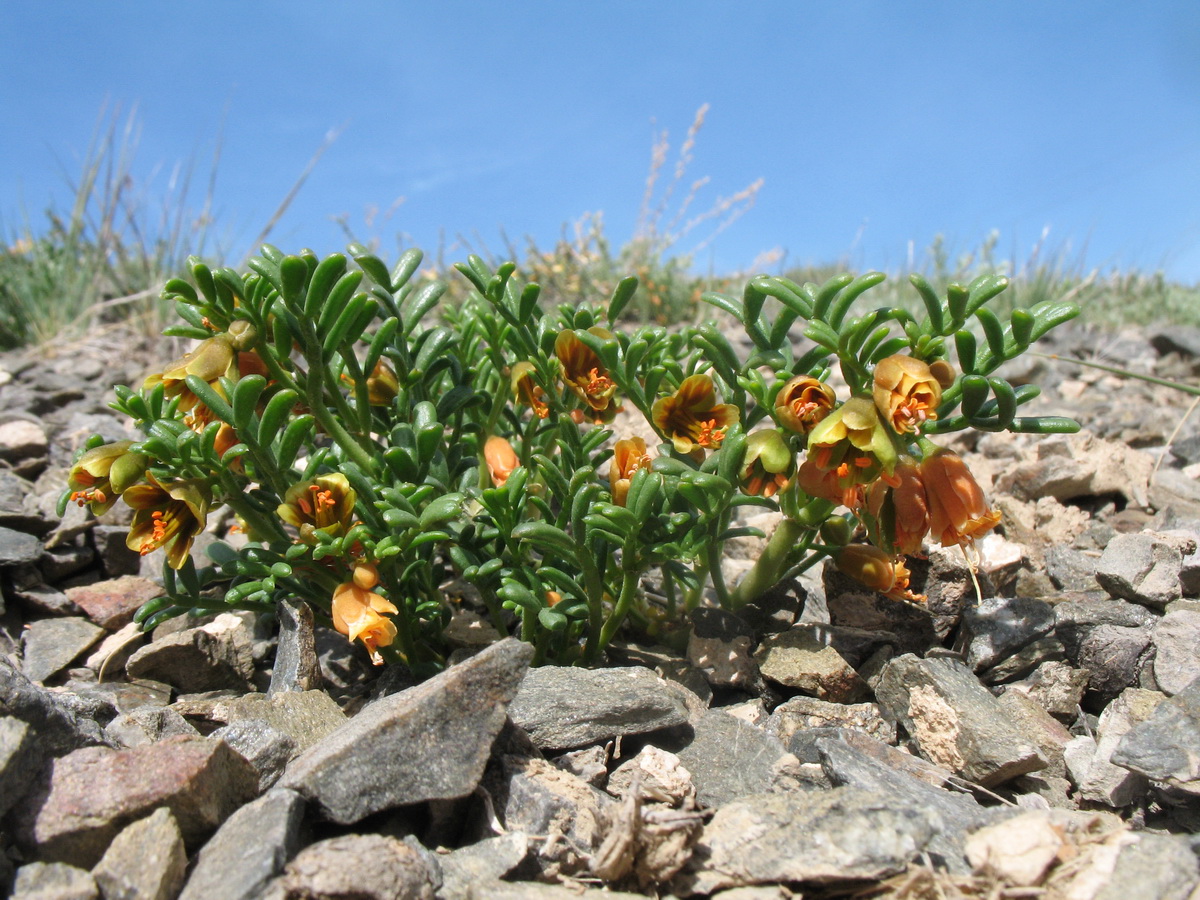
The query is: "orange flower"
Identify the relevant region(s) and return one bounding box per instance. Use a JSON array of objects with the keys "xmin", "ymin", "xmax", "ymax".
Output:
[
  {"xmin": 341, "ymin": 360, "xmax": 399, "ymax": 407},
  {"xmin": 277, "ymin": 473, "xmax": 357, "ymax": 542},
  {"xmin": 873, "ymin": 355, "xmax": 942, "ymax": 434},
  {"xmin": 836, "ymin": 544, "xmax": 921, "ymax": 603},
  {"xmin": 866, "ymin": 460, "xmax": 929, "ymax": 556},
  {"xmin": 484, "ymin": 435, "xmax": 520, "ymax": 487},
  {"xmin": 921, "ymin": 449, "xmax": 1001, "ymax": 547},
  {"xmin": 651, "ymin": 374, "xmax": 739, "ymax": 454},
  {"xmin": 512, "ymin": 361, "xmax": 550, "ymax": 419},
  {"xmin": 67, "ymin": 441, "xmax": 148, "ymax": 515},
  {"xmin": 123, "ymin": 476, "xmax": 210, "ymax": 569},
  {"xmin": 740, "ymin": 429, "xmax": 794, "ymax": 499},
  {"xmin": 556, "ymin": 328, "xmax": 618, "ymax": 413},
  {"xmin": 801, "ymin": 397, "xmax": 898, "ymax": 509},
  {"xmin": 774, "ymin": 376, "xmax": 836, "ymax": 434},
  {"xmin": 609, "ymin": 437, "xmax": 653, "ymax": 506},
  {"xmin": 331, "ymin": 575, "xmax": 398, "ymax": 665}
]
